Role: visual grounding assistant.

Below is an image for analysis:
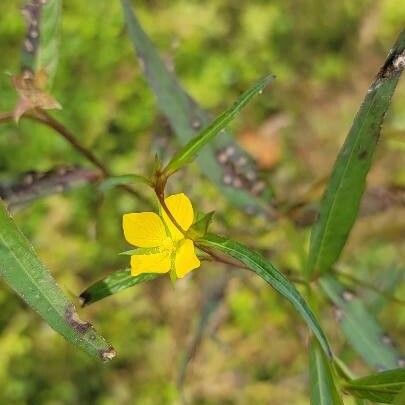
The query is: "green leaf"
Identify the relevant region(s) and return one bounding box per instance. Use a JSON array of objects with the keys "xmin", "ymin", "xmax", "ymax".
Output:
[
  {"xmin": 79, "ymin": 269, "xmax": 159, "ymax": 306},
  {"xmin": 163, "ymin": 75, "xmax": 274, "ymax": 176},
  {"xmin": 21, "ymin": 0, "xmax": 62, "ymax": 86},
  {"xmin": 393, "ymin": 385, "xmax": 405, "ymax": 405},
  {"xmin": 121, "ymin": 0, "xmax": 275, "ymax": 214},
  {"xmin": 320, "ymin": 275, "xmax": 400, "ymax": 370},
  {"xmin": 99, "ymin": 174, "xmax": 151, "ymax": 193},
  {"xmin": 307, "ymin": 31, "xmax": 405, "ymax": 277},
  {"xmin": 309, "ymin": 339, "xmax": 343, "ymax": 405},
  {"xmin": 363, "ymin": 266, "xmax": 404, "ymax": 314},
  {"xmin": 0, "ymin": 201, "xmax": 115, "ymax": 361},
  {"xmin": 345, "ymin": 369, "xmax": 405, "ymax": 403},
  {"xmin": 197, "ymin": 234, "xmax": 332, "ymax": 357}
]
